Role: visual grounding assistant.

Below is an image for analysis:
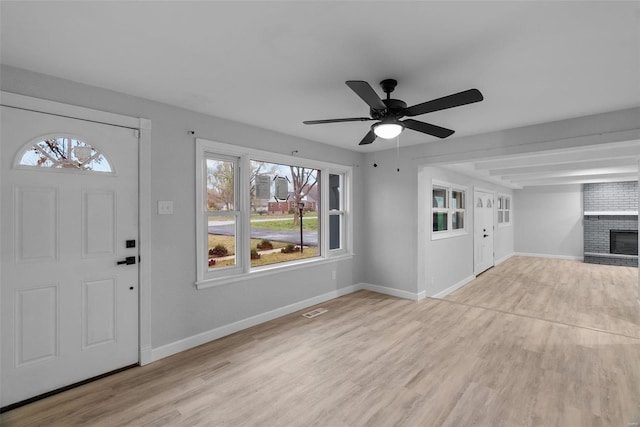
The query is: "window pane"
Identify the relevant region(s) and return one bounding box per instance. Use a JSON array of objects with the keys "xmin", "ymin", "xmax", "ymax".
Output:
[
  {"xmin": 433, "ymin": 187, "xmax": 447, "ymax": 208},
  {"xmin": 329, "ymin": 174, "xmax": 342, "ymax": 211},
  {"xmin": 329, "ymin": 214, "xmax": 341, "ymax": 250},
  {"xmin": 206, "ymin": 158, "xmax": 235, "ymax": 211},
  {"xmin": 498, "ymin": 211, "xmax": 504, "ymax": 223},
  {"xmin": 208, "ymin": 215, "xmax": 236, "ymax": 269},
  {"xmin": 19, "ymin": 137, "xmax": 112, "ymax": 172},
  {"xmin": 505, "ymin": 198, "xmax": 510, "ymax": 210},
  {"xmin": 433, "ymin": 212, "xmax": 448, "ymax": 232},
  {"xmin": 498, "ymin": 197, "xmax": 503, "ymax": 209},
  {"xmin": 505, "ymin": 211, "xmax": 510, "ymax": 223},
  {"xmin": 452, "ymin": 190, "xmax": 464, "ymax": 209},
  {"xmin": 249, "ymin": 160, "xmax": 320, "ymax": 267},
  {"xmin": 452, "ymin": 212, "xmax": 464, "ymax": 230}
]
